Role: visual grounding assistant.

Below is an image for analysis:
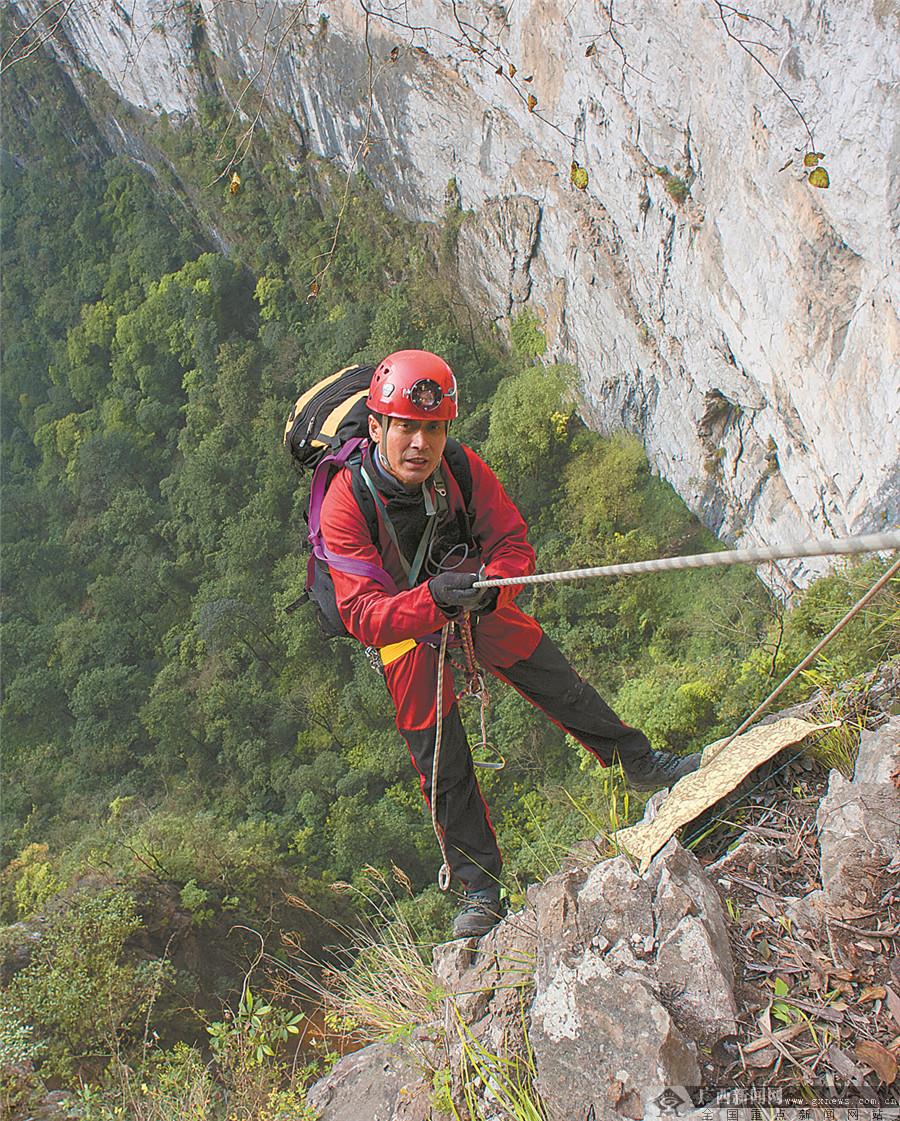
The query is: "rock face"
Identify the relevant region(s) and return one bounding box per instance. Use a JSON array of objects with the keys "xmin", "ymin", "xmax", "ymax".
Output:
[
  {"xmin": 306, "ymin": 840, "xmax": 738, "ymax": 1121},
  {"xmin": 11, "ymin": 0, "xmax": 899, "ymax": 586},
  {"xmin": 527, "ymin": 845, "xmax": 737, "ymax": 1119}
]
